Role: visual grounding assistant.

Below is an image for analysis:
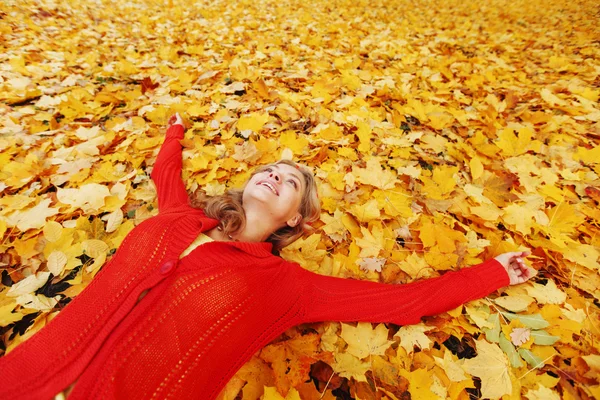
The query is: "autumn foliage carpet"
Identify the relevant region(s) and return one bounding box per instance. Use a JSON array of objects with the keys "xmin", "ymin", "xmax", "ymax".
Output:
[{"xmin": 1, "ymin": 0, "xmax": 600, "ymax": 398}]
